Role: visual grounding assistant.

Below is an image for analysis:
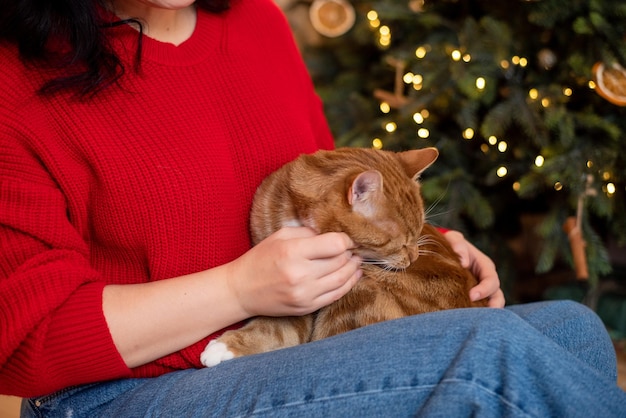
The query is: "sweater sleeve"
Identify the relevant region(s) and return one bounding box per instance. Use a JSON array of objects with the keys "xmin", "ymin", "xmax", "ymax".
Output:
[{"xmin": 0, "ymin": 133, "xmax": 130, "ymax": 397}]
